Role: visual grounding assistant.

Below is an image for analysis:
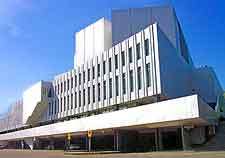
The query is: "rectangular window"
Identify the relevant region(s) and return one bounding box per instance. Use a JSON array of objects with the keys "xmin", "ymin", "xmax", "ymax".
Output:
[
  {"xmin": 146, "ymin": 63, "xmax": 151, "ymax": 87},
  {"xmin": 88, "ymin": 69, "xmax": 90, "ymax": 81},
  {"xmin": 67, "ymin": 79, "xmax": 69, "ymax": 91},
  {"xmin": 103, "ymin": 61, "xmax": 106, "ymax": 74},
  {"xmin": 71, "ymin": 93, "xmax": 73, "ymax": 109},
  {"xmin": 122, "ymin": 73, "xmax": 126, "ymax": 94},
  {"xmin": 71, "ymin": 77, "xmax": 73, "ymax": 89},
  {"xmin": 88, "ymin": 87, "xmax": 90, "ymax": 104},
  {"xmin": 83, "ymin": 71, "xmax": 85, "ymax": 83},
  {"xmin": 64, "ymin": 96, "xmax": 66, "ymax": 111},
  {"xmin": 109, "ymin": 78, "xmax": 112, "ymax": 98},
  {"xmin": 98, "ymin": 64, "xmax": 100, "ymax": 77},
  {"xmin": 103, "ymin": 81, "xmax": 106, "ymax": 100},
  {"xmin": 98, "ymin": 83, "xmax": 101, "ymax": 101},
  {"xmin": 129, "ymin": 47, "xmax": 133, "ymax": 63},
  {"xmin": 136, "ymin": 43, "xmax": 141, "ymax": 60},
  {"xmin": 58, "ymin": 84, "xmax": 60, "ymax": 95},
  {"xmin": 116, "ymin": 76, "xmax": 119, "ymax": 96},
  {"xmin": 55, "ymin": 100, "xmax": 57, "ymax": 114},
  {"xmin": 138, "ymin": 67, "xmax": 142, "ymax": 90},
  {"xmin": 60, "ymin": 97, "xmax": 62, "ymax": 112},
  {"xmin": 93, "ymin": 67, "xmax": 95, "ymax": 79},
  {"xmin": 145, "ymin": 39, "xmax": 149, "ymax": 56},
  {"xmin": 129, "ymin": 70, "xmax": 134, "ymax": 92},
  {"xmin": 75, "ymin": 76, "xmax": 77, "ymax": 87},
  {"xmin": 64, "ymin": 81, "xmax": 66, "ymax": 92},
  {"xmin": 93, "ymin": 85, "xmax": 95, "ymax": 103},
  {"xmin": 48, "ymin": 103, "xmax": 51, "ymax": 116},
  {"xmin": 83, "ymin": 90, "xmax": 85, "ymax": 105},
  {"xmin": 67, "ymin": 95, "xmax": 70, "ymax": 109},
  {"xmin": 121, "ymin": 51, "xmax": 125, "ymax": 66},
  {"xmin": 79, "ymin": 91, "xmax": 81, "ymax": 107},
  {"xmin": 75, "ymin": 92, "xmax": 77, "ymax": 108},
  {"xmin": 109, "ymin": 58, "xmax": 112, "ymax": 72},
  {"xmin": 79, "ymin": 73, "xmax": 81, "ymax": 85},
  {"xmin": 115, "ymin": 54, "xmax": 118, "ymax": 69},
  {"xmin": 61, "ymin": 83, "xmax": 63, "ymax": 93}
]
